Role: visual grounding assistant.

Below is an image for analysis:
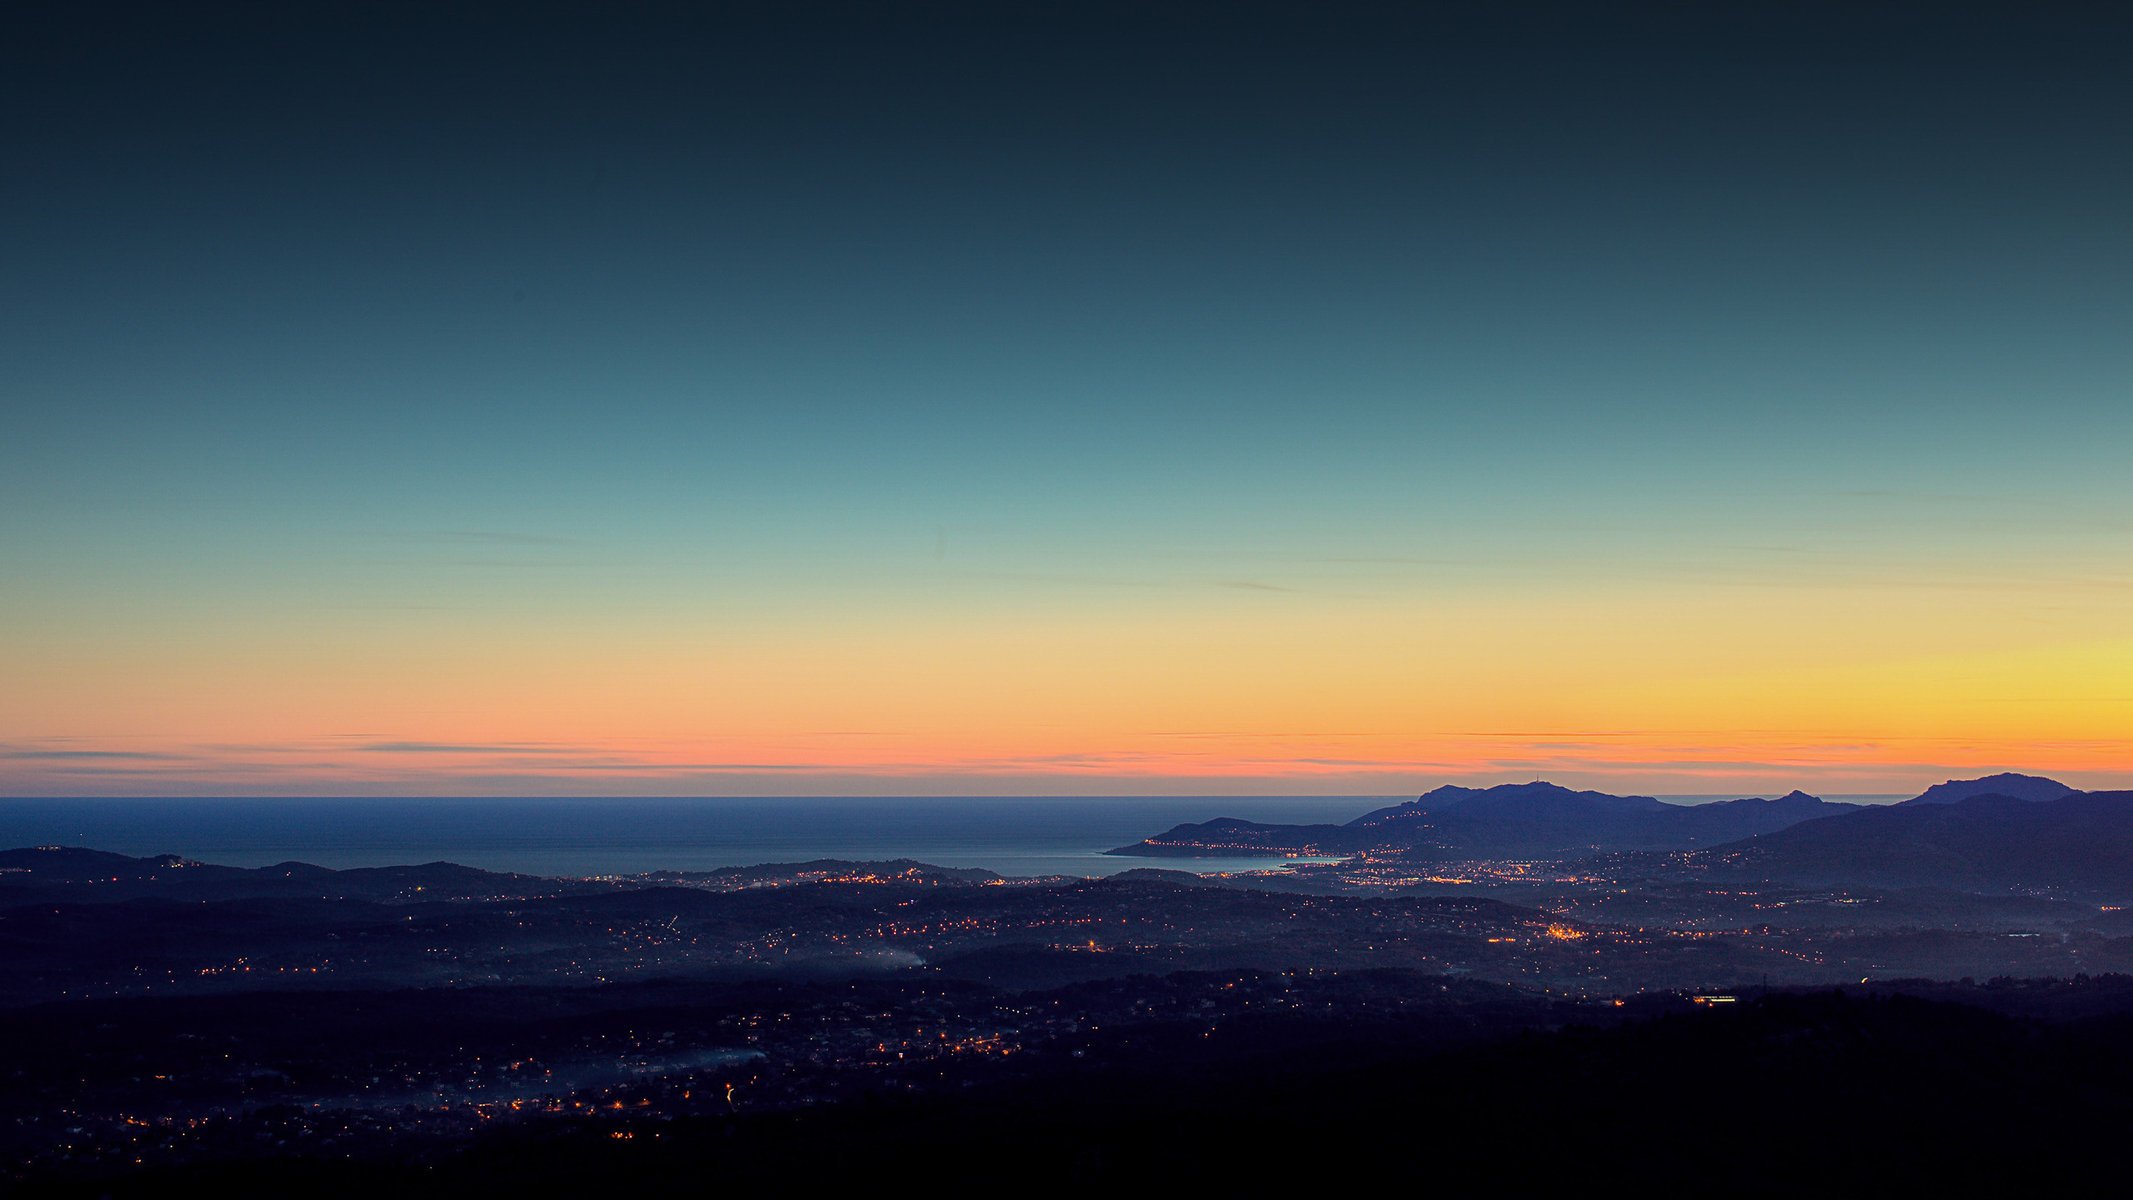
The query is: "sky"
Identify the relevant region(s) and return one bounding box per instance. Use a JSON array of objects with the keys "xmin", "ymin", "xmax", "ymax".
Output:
[{"xmin": 4, "ymin": 1, "xmax": 2130, "ymax": 797}]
